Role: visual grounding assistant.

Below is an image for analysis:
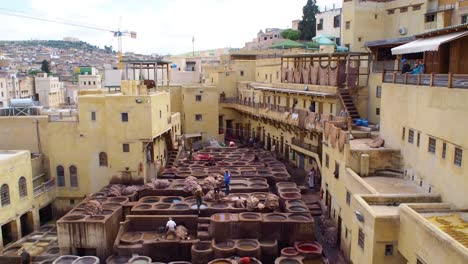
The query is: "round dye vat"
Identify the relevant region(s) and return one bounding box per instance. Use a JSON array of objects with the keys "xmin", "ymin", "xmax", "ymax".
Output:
[
  {"xmin": 102, "ymin": 203, "xmax": 121, "ymax": 210},
  {"xmin": 172, "ymin": 203, "xmax": 189, "ymax": 210},
  {"xmin": 135, "ymin": 204, "xmax": 152, "ymax": 210},
  {"xmin": 162, "ymin": 197, "xmax": 182, "ymax": 203},
  {"xmin": 93, "ymin": 197, "xmax": 108, "ymax": 203},
  {"xmin": 154, "ymin": 204, "xmax": 171, "ymax": 209},
  {"xmin": 264, "ymin": 213, "xmax": 287, "ymax": 221},
  {"xmin": 211, "ymin": 203, "xmax": 228, "ymax": 209},
  {"xmin": 215, "ymin": 240, "xmax": 235, "ymax": 249},
  {"xmin": 62, "ymin": 215, "xmax": 86, "ymax": 221},
  {"xmin": 279, "ymin": 188, "xmax": 300, "ymax": 193},
  {"xmin": 237, "ymin": 239, "xmax": 259, "ymax": 250},
  {"xmin": 128, "ymin": 255, "xmax": 152, "ymax": 264},
  {"xmin": 190, "ymin": 204, "xmax": 207, "ymax": 210},
  {"xmin": 141, "ymin": 197, "xmax": 159, "ymax": 203},
  {"xmin": 106, "ymin": 255, "xmax": 132, "ymax": 264},
  {"xmin": 52, "ymin": 255, "xmax": 79, "ymax": 264},
  {"xmin": 121, "ymin": 232, "xmax": 143, "ymax": 243},
  {"xmin": 250, "ymin": 184, "xmax": 268, "ymax": 189},
  {"xmin": 110, "ymin": 197, "xmax": 127, "ymax": 203},
  {"xmin": 288, "ymin": 206, "xmax": 308, "ymax": 212},
  {"xmin": 289, "ymin": 214, "xmax": 312, "ymax": 221},
  {"xmin": 230, "ymin": 183, "xmax": 248, "ymax": 188},
  {"xmin": 240, "ymin": 212, "xmax": 261, "ymax": 220},
  {"xmin": 46, "ymin": 247, "xmax": 59, "ymax": 254},
  {"xmin": 281, "ymin": 247, "xmax": 299, "ymax": 257},
  {"xmin": 184, "ymin": 197, "xmax": 196, "ymax": 203},
  {"xmin": 212, "ymin": 213, "xmax": 235, "ymax": 222},
  {"xmin": 281, "ymin": 193, "xmax": 301, "ymax": 200},
  {"xmin": 294, "ymin": 241, "xmax": 323, "ymax": 256},
  {"xmin": 73, "ymin": 256, "xmax": 100, "ymax": 264},
  {"xmin": 287, "ymin": 200, "xmax": 305, "ymax": 207},
  {"xmin": 208, "ymin": 259, "xmax": 232, "ymax": 264},
  {"xmin": 278, "ymin": 258, "xmax": 301, "ymax": 264},
  {"xmin": 100, "ymin": 210, "xmax": 113, "ymax": 215}
]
